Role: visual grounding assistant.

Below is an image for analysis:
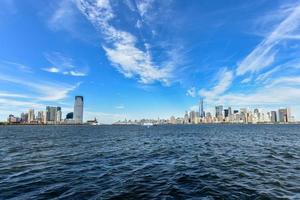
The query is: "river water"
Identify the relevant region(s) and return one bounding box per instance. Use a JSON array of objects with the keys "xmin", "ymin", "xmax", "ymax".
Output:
[{"xmin": 0, "ymin": 125, "xmax": 300, "ymax": 199}]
